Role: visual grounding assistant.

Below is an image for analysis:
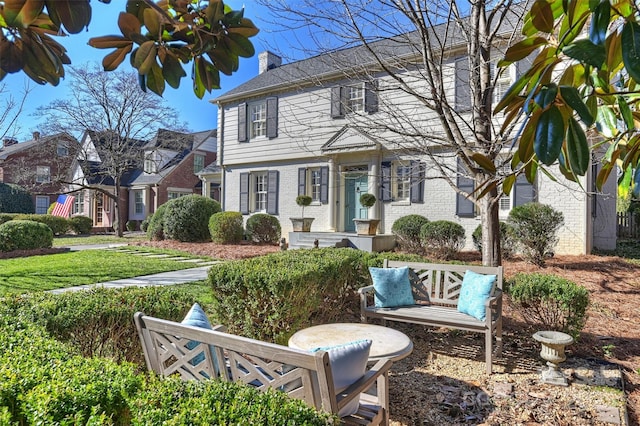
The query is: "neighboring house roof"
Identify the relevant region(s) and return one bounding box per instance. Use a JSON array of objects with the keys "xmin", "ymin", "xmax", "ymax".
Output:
[
  {"xmin": 214, "ymin": 5, "xmax": 525, "ymax": 103},
  {"xmin": 80, "ymin": 161, "xmax": 116, "ymax": 186},
  {"xmin": 0, "ymin": 133, "xmax": 77, "ymax": 160},
  {"xmin": 197, "ymin": 160, "xmax": 222, "ymax": 176}
]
